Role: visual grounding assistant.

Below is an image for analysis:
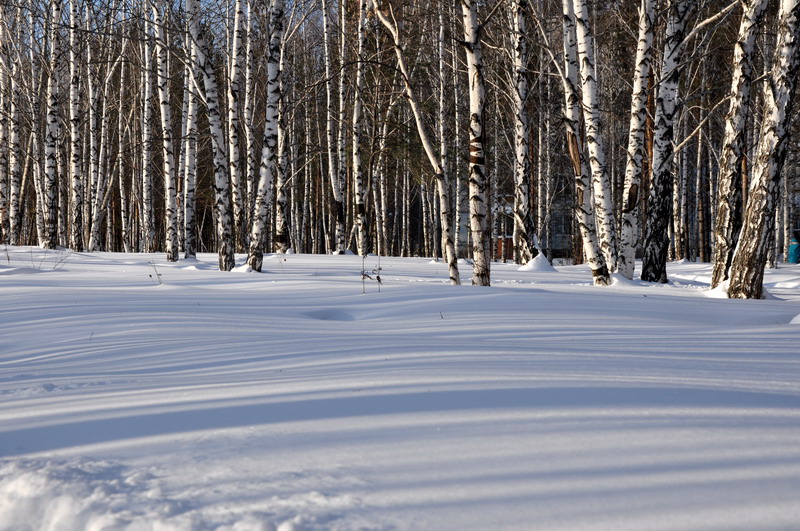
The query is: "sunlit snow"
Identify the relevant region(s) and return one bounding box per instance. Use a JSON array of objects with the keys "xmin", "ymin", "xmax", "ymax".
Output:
[{"xmin": 1, "ymin": 246, "xmax": 799, "ymax": 530}]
